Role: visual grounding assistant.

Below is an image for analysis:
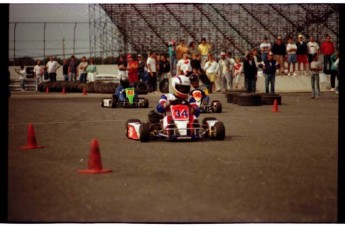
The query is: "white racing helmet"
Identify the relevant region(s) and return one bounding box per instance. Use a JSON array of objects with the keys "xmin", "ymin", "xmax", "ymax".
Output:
[{"xmin": 171, "ymin": 75, "xmax": 190, "ymax": 99}]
